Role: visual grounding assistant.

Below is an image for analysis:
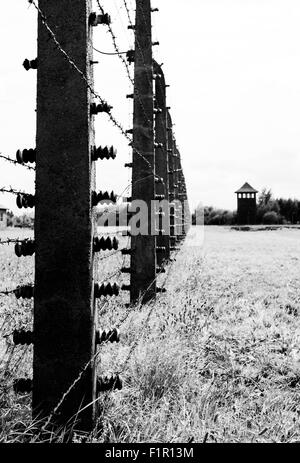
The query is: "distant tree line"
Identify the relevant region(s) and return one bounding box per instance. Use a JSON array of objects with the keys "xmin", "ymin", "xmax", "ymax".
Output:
[
  {"xmin": 201, "ymin": 207, "xmax": 237, "ymax": 226},
  {"xmin": 192, "ymin": 188, "xmax": 300, "ymax": 225},
  {"xmin": 256, "ymin": 189, "xmax": 300, "ymax": 225}
]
